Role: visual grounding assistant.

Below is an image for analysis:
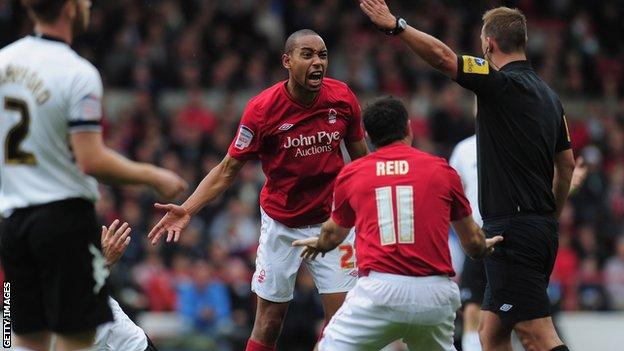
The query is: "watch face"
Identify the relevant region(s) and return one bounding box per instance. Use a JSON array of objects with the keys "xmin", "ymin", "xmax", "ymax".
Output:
[{"xmin": 398, "ymin": 18, "xmax": 407, "ymax": 29}]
